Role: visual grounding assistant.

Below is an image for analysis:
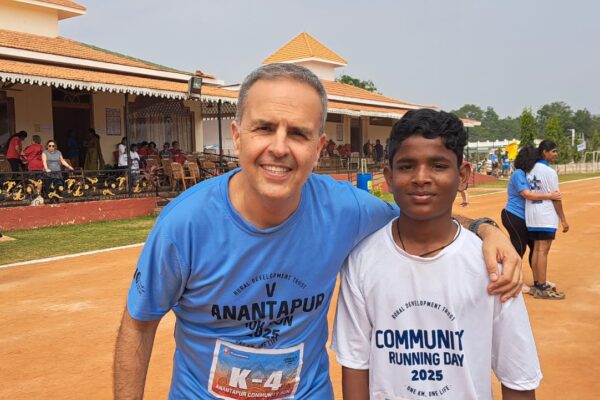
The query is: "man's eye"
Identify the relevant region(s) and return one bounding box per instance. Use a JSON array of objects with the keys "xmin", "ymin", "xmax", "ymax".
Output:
[
  {"xmin": 433, "ymin": 163, "xmax": 449, "ymax": 170},
  {"xmin": 397, "ymin": 165, "xmax": 412, "ymax": 171},
  {"xmin": 256, "ymin": 126, "xmax": 272, "ymax": 132}
]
